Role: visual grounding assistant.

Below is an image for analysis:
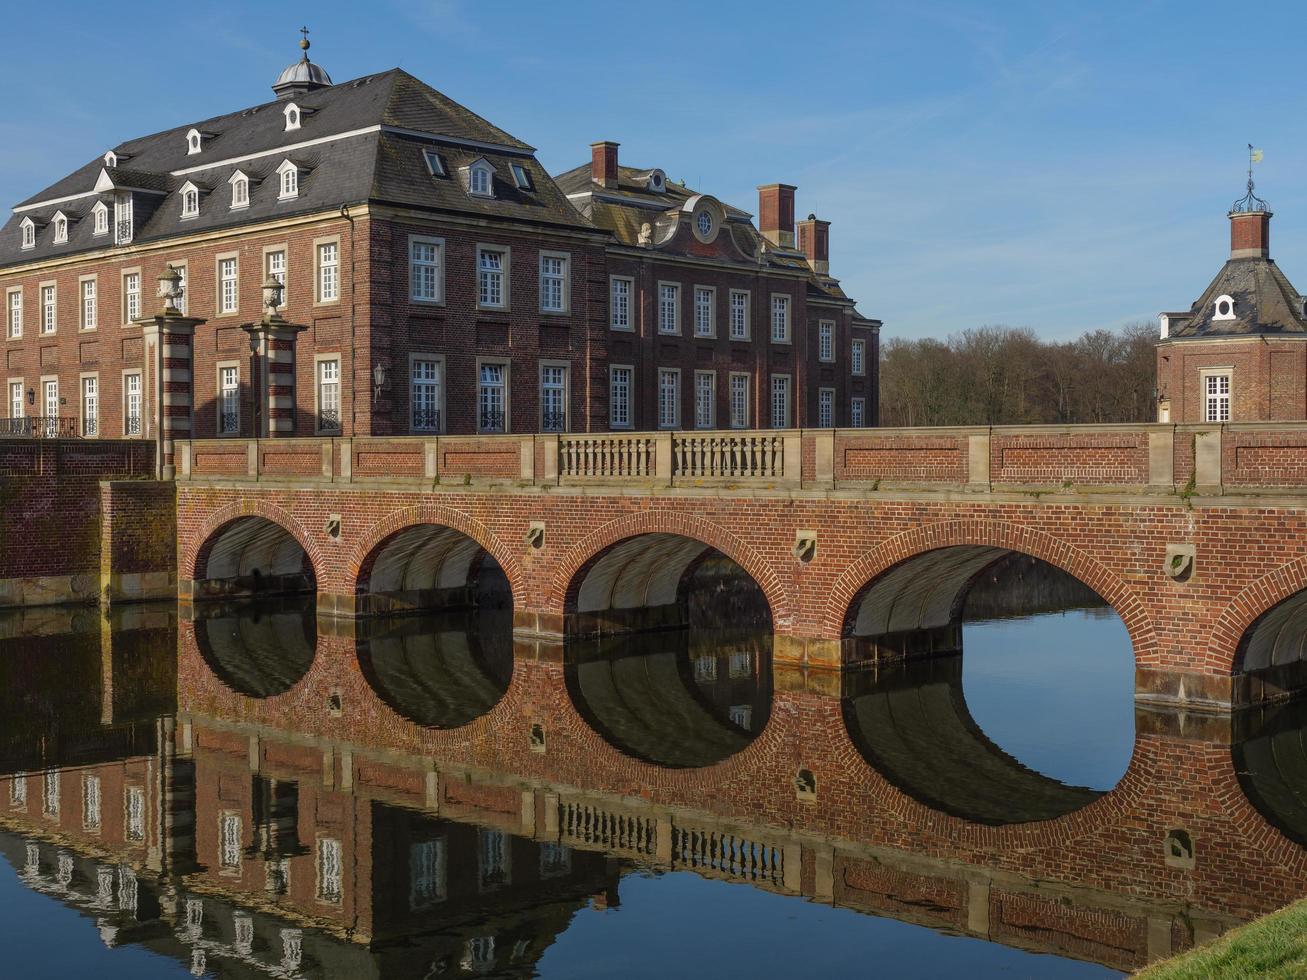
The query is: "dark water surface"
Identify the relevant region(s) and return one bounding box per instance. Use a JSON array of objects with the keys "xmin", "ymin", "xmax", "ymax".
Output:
[{"xmin": 0, "ymin": 563, "xmax": 1302, "ymax": 979}]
